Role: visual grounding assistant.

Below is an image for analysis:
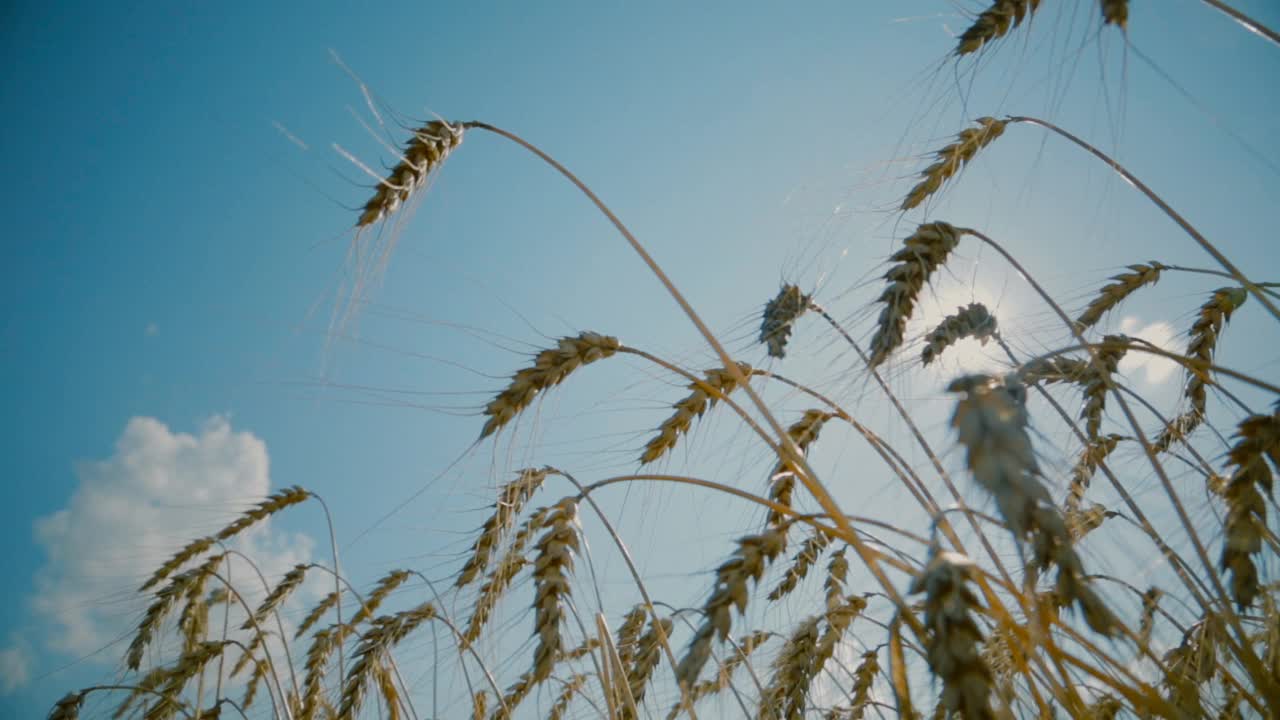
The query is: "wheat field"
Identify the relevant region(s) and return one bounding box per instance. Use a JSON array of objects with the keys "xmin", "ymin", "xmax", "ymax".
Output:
[{"xmin": 49, "ymin": 2, "xmax": 1280, "ymax": 719}]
